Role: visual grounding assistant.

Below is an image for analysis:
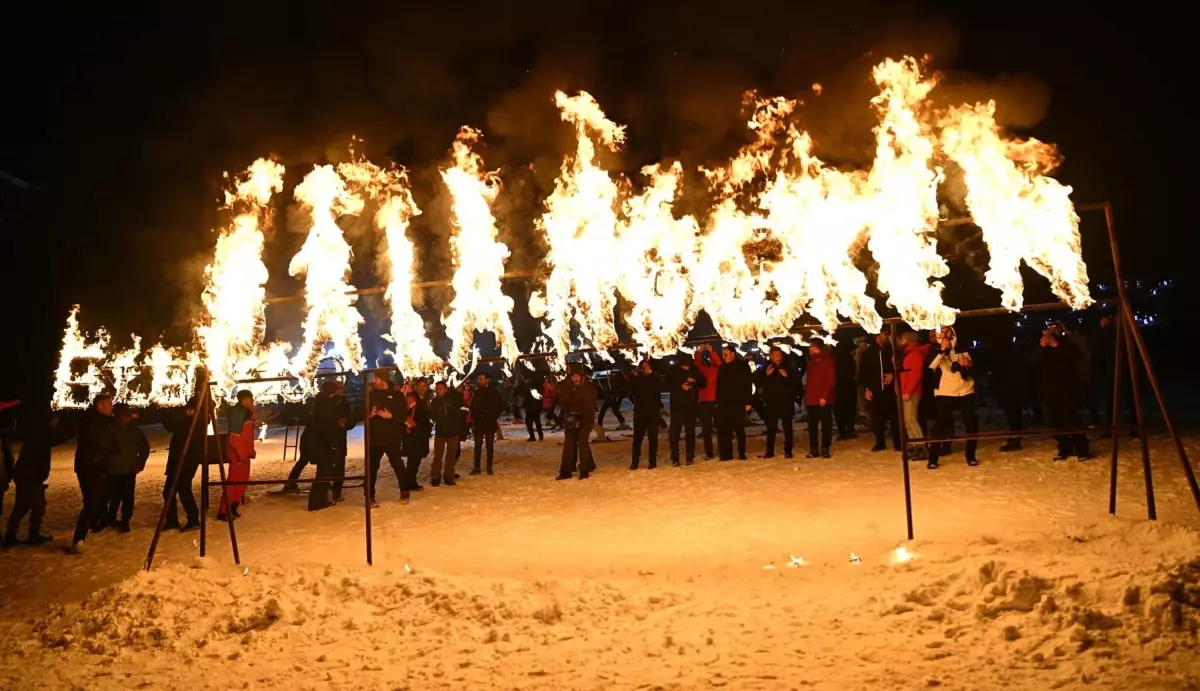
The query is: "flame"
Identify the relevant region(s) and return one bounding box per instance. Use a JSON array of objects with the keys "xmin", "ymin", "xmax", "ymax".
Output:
[
  {"xmin": 289, "ymin": 164, "xmax": 366, "ymax": 380},
  {"xmin": 50, "ymin": 55, "xmax": 1094, "ymax": 402},
  {"xmin": 939, "ymin": 101, "xmax": 1092, "ymax": 310},
  {"xmin": 531, "ymin": 91, "xmax": 626, "ymax": 364},
  {"xmin": 617, "ymin": 162, "xmax": 700, "ymax": 357},
  {"xmin": 440, "ymin": 127, "xmax": 520, "ymax": 371},
  {"xmin": 196, "ymin": 158, "xmax": 293, "ymax": 401},
  {"xmin": 339, "ymin": 154, "xmax": 443, "ymax": 377},
  {"xmin": 865, "ymin": 57, "xmax": 955, "ymax": 330},
  {"xmin": 52, "ymin": 306, "xmax": 111, "ymax": 409}
]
